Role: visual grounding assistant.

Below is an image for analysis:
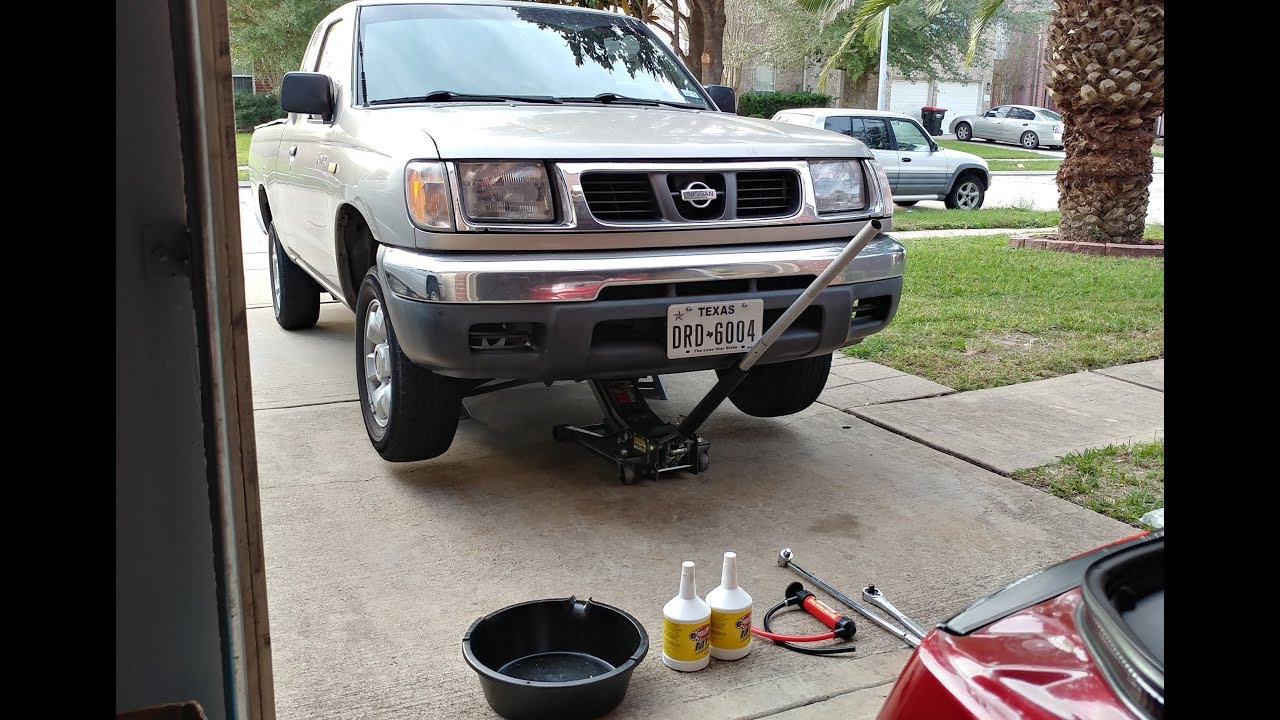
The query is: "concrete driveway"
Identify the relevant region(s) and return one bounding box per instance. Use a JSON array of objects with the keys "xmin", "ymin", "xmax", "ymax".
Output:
[{"xmin": 240, "ymin": 187, "xmax": 1134, "ymax": 720}]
